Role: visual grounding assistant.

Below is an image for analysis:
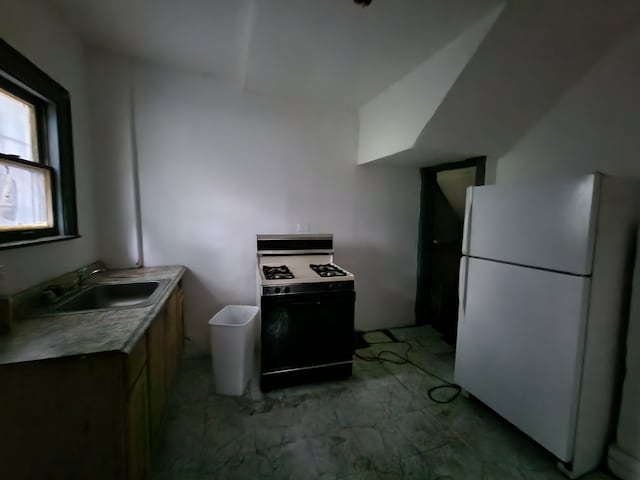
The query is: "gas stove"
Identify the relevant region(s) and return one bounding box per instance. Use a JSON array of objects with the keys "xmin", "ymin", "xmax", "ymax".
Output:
[
  {"xmin": 262, "ymin": 263, "xmax": 348, "ymax": 280},
  {"xmin": 257, "ymin": 235, "xmax": 354, "ymax": 296},
  {"xmin": 256, "ymin": 234, "xmax": 356, "ymax": 390}
]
